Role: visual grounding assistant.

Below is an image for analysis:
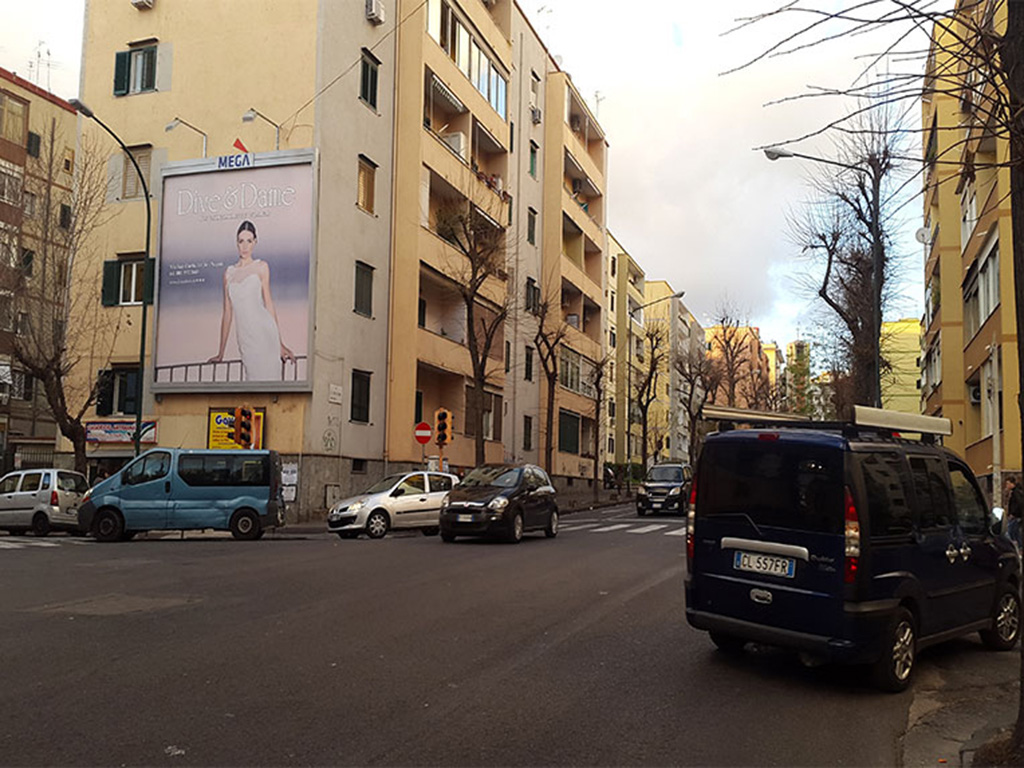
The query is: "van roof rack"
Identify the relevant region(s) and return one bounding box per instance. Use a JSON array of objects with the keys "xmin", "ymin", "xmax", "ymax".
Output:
[{"xmin": 702, "ymin": 404, "xmax": 952, "ymax": 444}]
